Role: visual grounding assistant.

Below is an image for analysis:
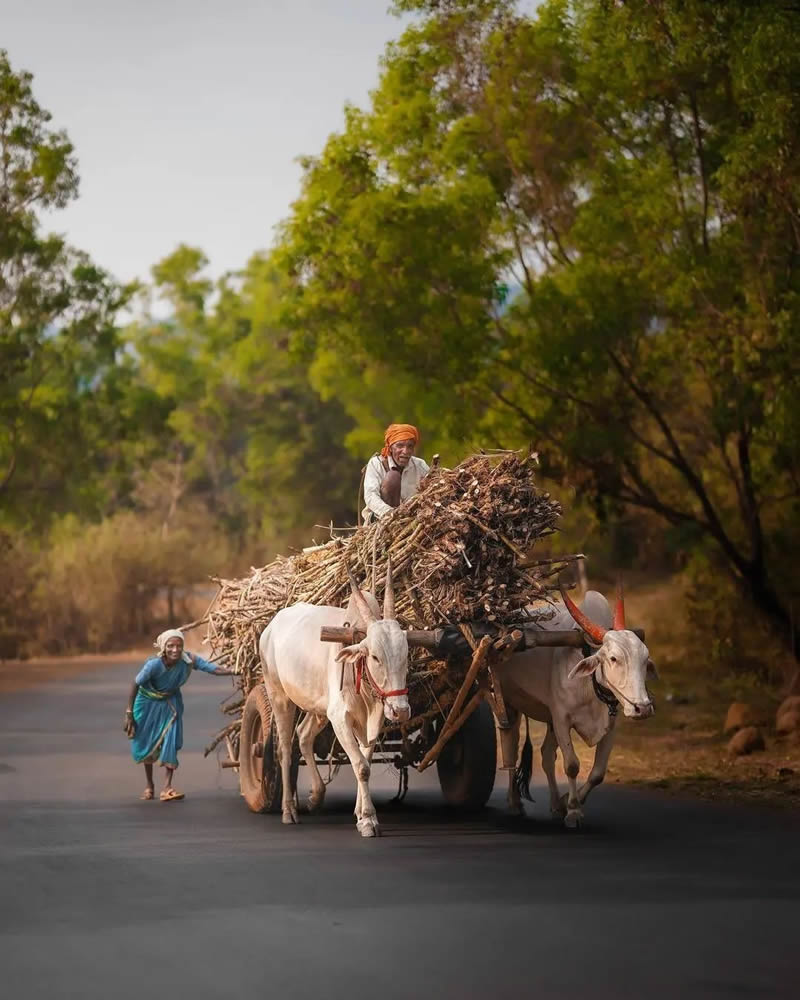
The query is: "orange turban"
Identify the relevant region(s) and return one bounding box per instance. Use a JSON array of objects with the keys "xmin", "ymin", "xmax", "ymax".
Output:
[{"xmin": 381, "ymin": 423, "xmax": 420, "ymax": 457}]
